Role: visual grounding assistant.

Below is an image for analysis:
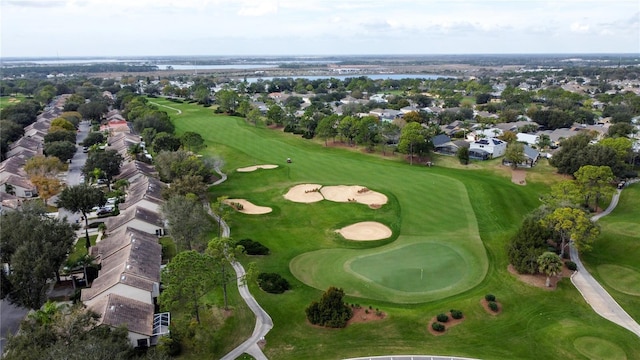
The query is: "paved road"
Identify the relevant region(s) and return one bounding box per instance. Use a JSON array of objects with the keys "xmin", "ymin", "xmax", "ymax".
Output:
[
  {"xmin": 209, "ymin": 167, "xmax": 273, "ymax": 360},
  {"xmin": 569, "ymin": 179, "xmax": 640, "ymax": 338}
]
